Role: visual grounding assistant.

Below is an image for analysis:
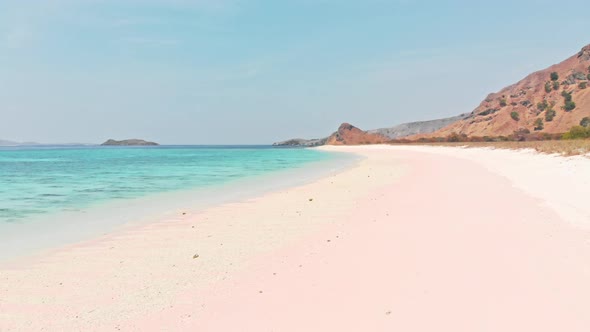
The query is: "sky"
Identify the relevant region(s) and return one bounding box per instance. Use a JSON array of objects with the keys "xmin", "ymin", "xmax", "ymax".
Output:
[{"xmin": 1, "ymin": 0, "xmax": 589, "ymax": 144}]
